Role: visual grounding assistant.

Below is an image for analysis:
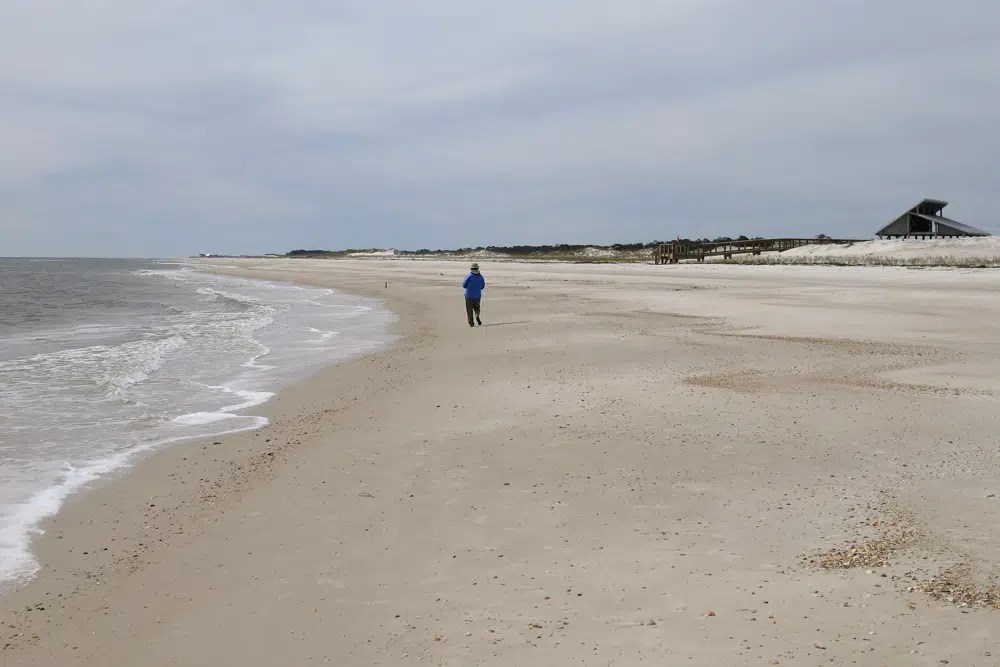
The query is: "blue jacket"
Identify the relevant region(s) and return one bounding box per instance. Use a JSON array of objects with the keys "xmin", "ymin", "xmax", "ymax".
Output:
[{"xmin": 463, "ymin": 272, "xmax": 486, "ymax": 299}]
